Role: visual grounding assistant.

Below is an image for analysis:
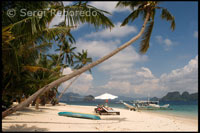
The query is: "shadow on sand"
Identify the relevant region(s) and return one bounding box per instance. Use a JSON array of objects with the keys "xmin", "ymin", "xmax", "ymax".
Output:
[
  {"xmin": 2, "ymin": 124, "xmax": 48, "ymax": 132},
  {"xmin": 101, "ymin": 117, "xmax": 127, "ymax": 122},
  {"xmin": 3, "ymin": 116, "xmax": 127, "ymax": 125}
]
